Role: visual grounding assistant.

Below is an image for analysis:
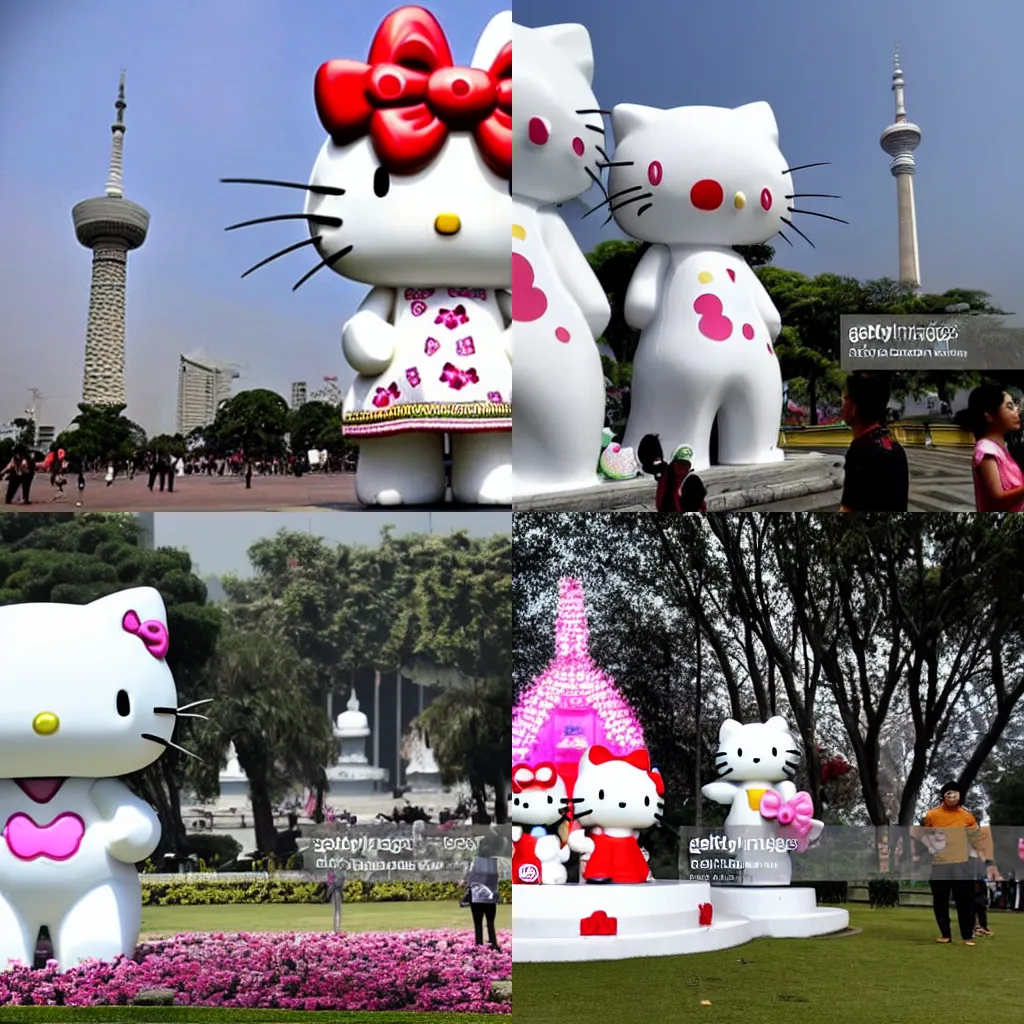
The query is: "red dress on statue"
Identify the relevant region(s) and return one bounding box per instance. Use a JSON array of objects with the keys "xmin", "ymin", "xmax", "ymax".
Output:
[
  {"xmin": 513, "ymin": 831, "xmax": 542, "ymax": 884},
  {"xmin": 583, "ymin": 830, "xmax": 650, "ymax": 884}
]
